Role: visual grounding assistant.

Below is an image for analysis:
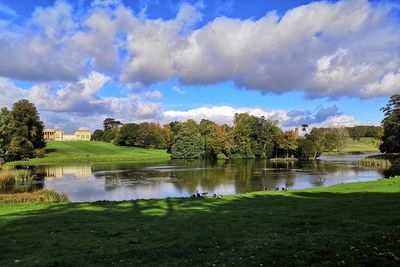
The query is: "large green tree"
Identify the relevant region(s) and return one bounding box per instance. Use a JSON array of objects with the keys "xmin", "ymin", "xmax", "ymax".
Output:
[
  {"xmin": 11, "ymin": 99, "xmax": 45, "ymax": 150},
  {"xmin": 233, "ymin": 113, "xmax": 258, "ymax": 158},
  {"xmin": 103, "ymin": 118, "xmax": 122, "ymax": 131},
  {"xmin": 0, "ymin": 107, "xmax": 15, "ymax": 161},
  {"xmin": 170, "ymin": 120, "xmax": 205, "ymax": 159},
  {"xmin": 115, "ymin": 123, "xmax": 139, "ymax": 146},
  {"xmin": 380, "ymin": 94, "xmax": 400, "ymax": 153}
]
